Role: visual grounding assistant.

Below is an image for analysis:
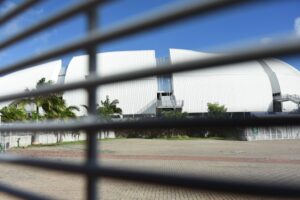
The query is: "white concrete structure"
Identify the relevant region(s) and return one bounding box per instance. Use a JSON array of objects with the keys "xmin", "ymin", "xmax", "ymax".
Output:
[
  {"xmin": 63, "ymin": 50, "xmax": 157, "ymax": 116},
  {"xmin": 0, "ymin": 130, "xmax": 116, "ymax": 149},
  {"xmin": 0, "ymin": 131, "xmax": 87, "ymax": 149},
  {"xmin": 0, "ymin": 49, "xmax": 300, "ymax": 143},
  {"xmin": 245, "ymin": 126, "xmax": 300, "ymax": 141},
  {"xmin": 263, "ymin": 58, "xmax": 300, "ymax": 111},
  {"xmin": 0, "ymin": 49, "xmax": 299, "ymax": 115},
  {"xmin": 170, "ymin": 48, "xmax": 300, "ymax": 113}
]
